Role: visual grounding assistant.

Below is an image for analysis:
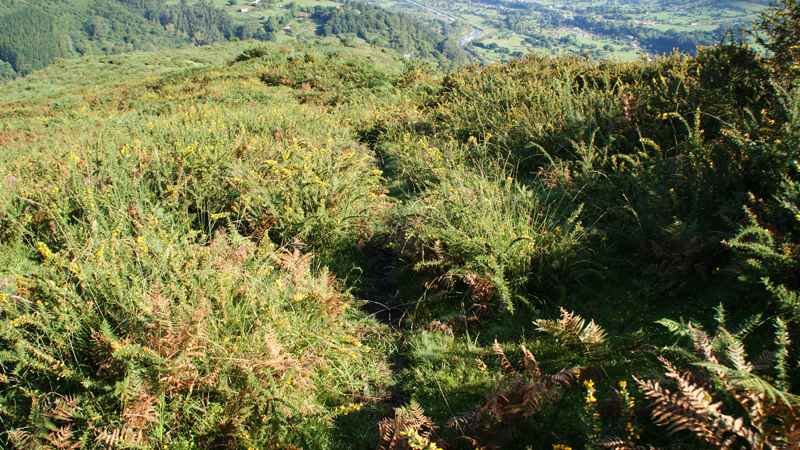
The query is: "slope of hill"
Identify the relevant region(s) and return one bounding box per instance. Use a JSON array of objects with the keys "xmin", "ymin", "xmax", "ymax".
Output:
[
  {"xmin": 0, "ymin": 2, "xmax": 798, "ymax": 449},
  {"xmin": 0, "ymin": 0, "xmax": 467, "ymax": 80},
  {"xmin": 0, "ymin": 0, "xmax": 774, "ymax": 81},
  {"xmin": 0, "ymin": 0, "xmax": 233, "ymax": 78},
  {"xmin": 373, "ymin": 0, "xmax": 771, "ymax": 61}
]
